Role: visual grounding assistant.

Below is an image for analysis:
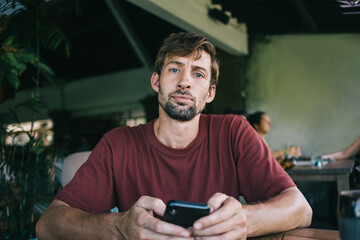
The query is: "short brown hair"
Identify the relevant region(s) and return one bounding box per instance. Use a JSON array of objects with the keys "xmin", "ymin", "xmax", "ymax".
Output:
[{"xmin": 154, "ymin": 32, "xmax": 219, "ymax": 86}]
